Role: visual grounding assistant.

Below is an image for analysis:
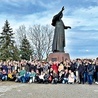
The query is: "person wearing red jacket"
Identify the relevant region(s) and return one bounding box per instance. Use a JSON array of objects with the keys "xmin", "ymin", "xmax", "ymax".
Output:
[{"xmin": 51, "ymin": 61, "xmax": 58, "ymax": 74}]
